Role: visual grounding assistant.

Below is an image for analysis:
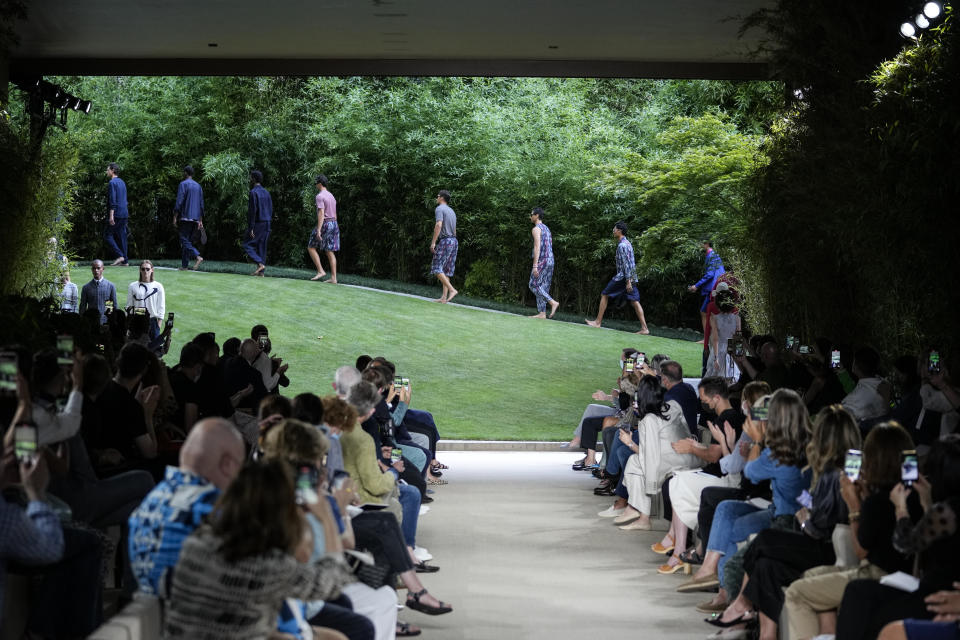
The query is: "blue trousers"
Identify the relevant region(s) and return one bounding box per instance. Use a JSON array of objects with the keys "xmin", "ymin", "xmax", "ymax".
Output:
[
  {"xmin": 397, "ymin": 483, "xmax": 421, "ymax": 548},
  {"xmin": 104, "ymin": 218, "xmax": 128, "ymax": 262},
  {"xmin": 177, "ymin": 220, "xmax": 200, "ymax": 267},
  {"xmin": 605, "ymin": 431, "xmax": 638, "ymax": 475},
  {"xmin": 706, "ymin": 499, "xmax": 772, "ymax": 583},
  {"xmin": 528, "ymin": 261, "xmax": 555, "ymax": 312},
  {"xmin": 243, "ymin": 221, "xmax": 270, "ymax": 264}
]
